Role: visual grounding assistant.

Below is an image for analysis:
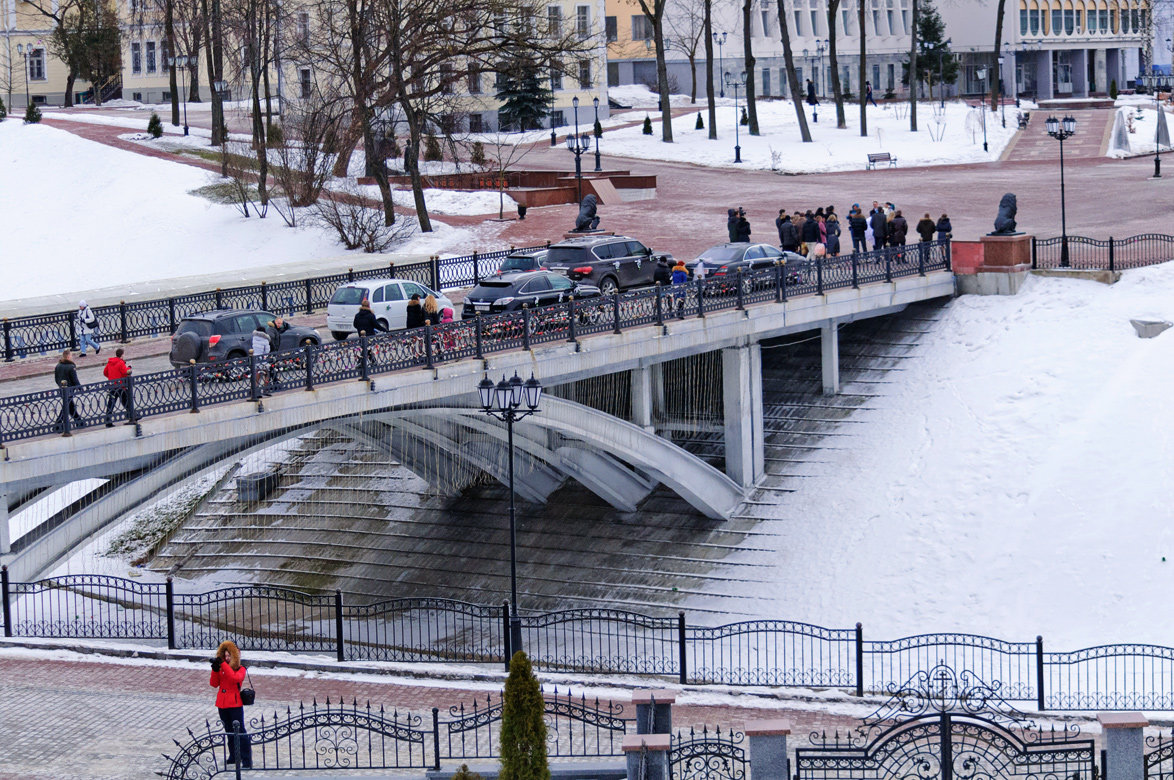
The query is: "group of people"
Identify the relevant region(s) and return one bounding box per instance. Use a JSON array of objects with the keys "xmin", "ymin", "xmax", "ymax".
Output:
[
  {"xmin": 774, "ymin": 206, "xmax": 846, "ymax": 256},
  {"xmin": 54, "ymin": 299, "xmax": 136, "ymax": 430},
  {"xmin": 352, "ymin": 293, "xmax": 453, "ymax": 336},
  {"xmin": 843, "ymin": 202, "xmax": 952, "ymax": 255}
]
